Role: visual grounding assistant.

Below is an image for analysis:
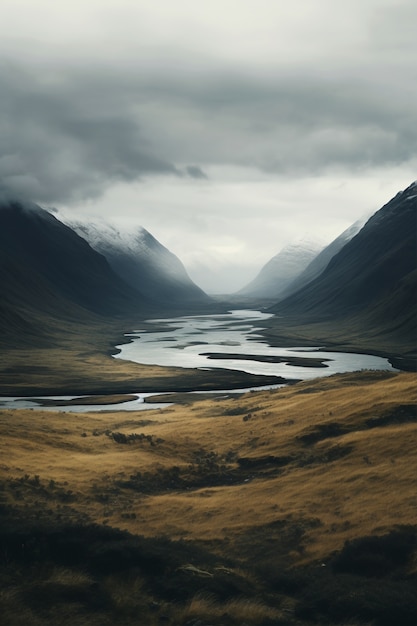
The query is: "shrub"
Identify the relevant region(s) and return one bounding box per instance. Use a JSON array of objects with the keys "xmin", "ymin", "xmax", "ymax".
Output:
[
  {"xmin": 295, "ymin": 574, "xmax": 417, "ymax": 626},
  {"xmin": 331, "ymin": 527, "xmax": 417, "ymax": 577}
]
